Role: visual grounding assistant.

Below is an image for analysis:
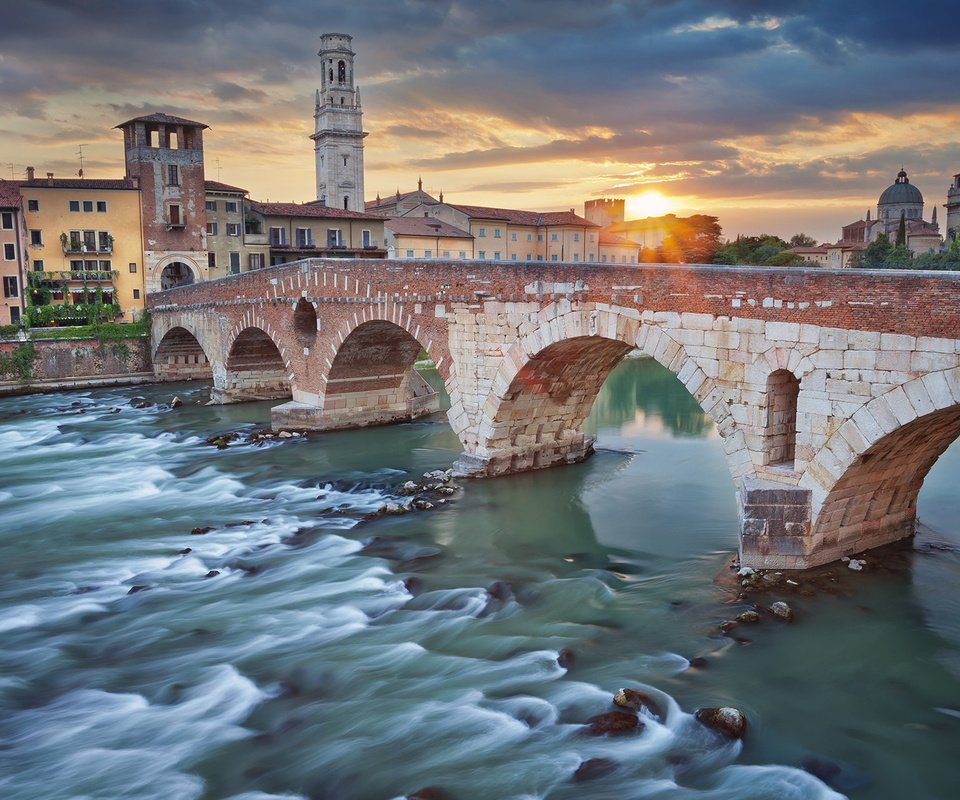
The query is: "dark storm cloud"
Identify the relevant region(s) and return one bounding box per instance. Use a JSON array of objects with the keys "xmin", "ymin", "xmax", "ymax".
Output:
[{"xmin": 1, "ymin": 0, "xmax": 959, "ymax": 207}]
